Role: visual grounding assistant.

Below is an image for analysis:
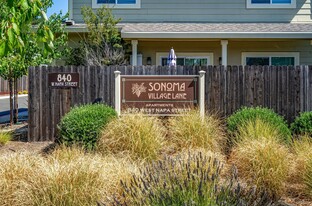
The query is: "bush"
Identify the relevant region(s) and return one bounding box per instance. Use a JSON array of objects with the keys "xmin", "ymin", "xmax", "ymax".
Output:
[
  {"xmin": 168, "ymin": 110, "xmax": 226, "ymax": 153},
  {"xmin": 227, "ymin": 107, "xmax": 291, "ymax": 144},
  {"xmin": 291, "ymin": 112, "xmax": 312, "ymax": 136},
  {"xmin": 58, "ymin": 104, "xmax": 117, "ymax": 150},
  {"xmin": 304, "ymin": 158, "xmax": 312, "ymax": 197},
  {"xmin": 98, "ymin": 113, "xmax": 165, "ymax": 160},
  {"xmin": 230, "ymin": 138, "xmax": 290, "ymax": 199},
  {"xmin": 0, "ymin": 131, "xmax": 11, "ymax": 145},
  {"xmin": 104, "ymin": 150, "xmax": 275, "ymax": 206}
]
